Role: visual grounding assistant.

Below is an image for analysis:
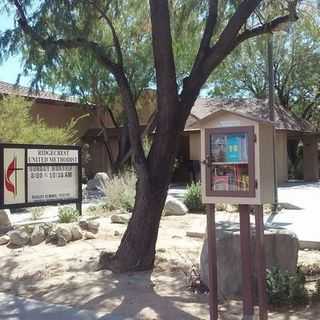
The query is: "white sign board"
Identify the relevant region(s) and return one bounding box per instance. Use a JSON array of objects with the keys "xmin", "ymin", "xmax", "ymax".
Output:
[
  {"xmin": 0, "ymin": 144, "xmax": 81, "ymax": 209},
  {"xmin": 27, "ymin": 165, "xmax": 78, "ymax": 203}
]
